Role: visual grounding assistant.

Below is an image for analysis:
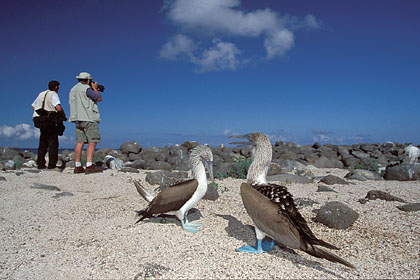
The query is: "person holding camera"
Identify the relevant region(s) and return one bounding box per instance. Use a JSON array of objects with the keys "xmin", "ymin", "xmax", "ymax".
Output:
[
  {"xmin": 69, "ymin": 72, "xmax": 103, "ymax": 174},
  {"xmin": 31, "ymin": 80, "xmax": 66, "ymax": 170}
]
